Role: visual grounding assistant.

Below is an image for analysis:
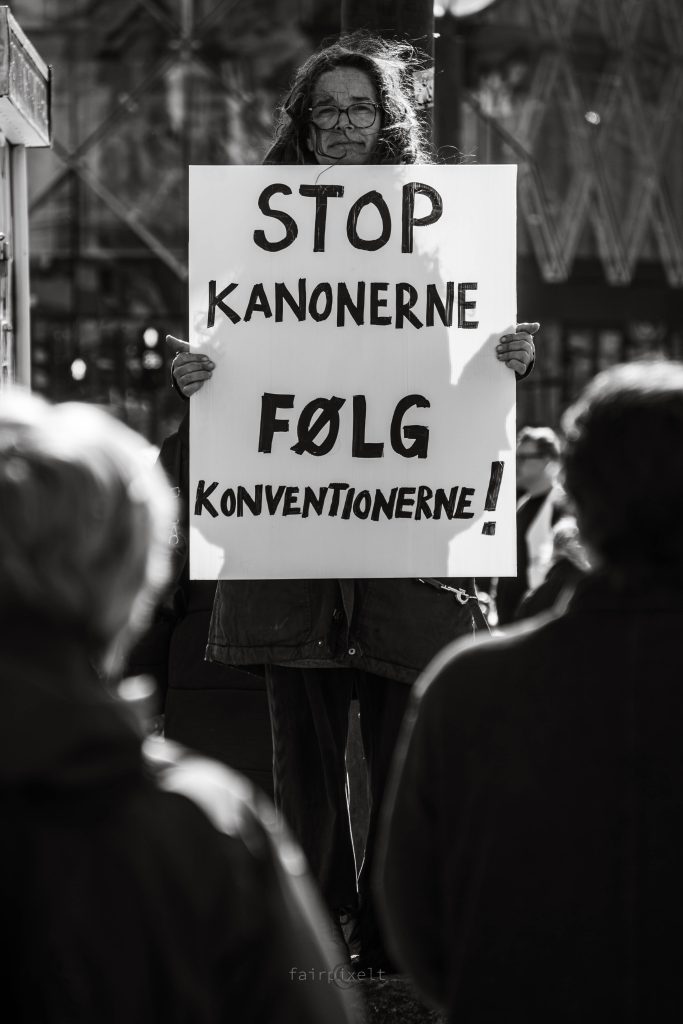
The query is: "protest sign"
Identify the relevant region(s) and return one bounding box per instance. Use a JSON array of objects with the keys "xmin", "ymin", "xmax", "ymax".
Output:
[{"xmin": 189, "ymin": 164, "xmax": 517, "ymax": 579}]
